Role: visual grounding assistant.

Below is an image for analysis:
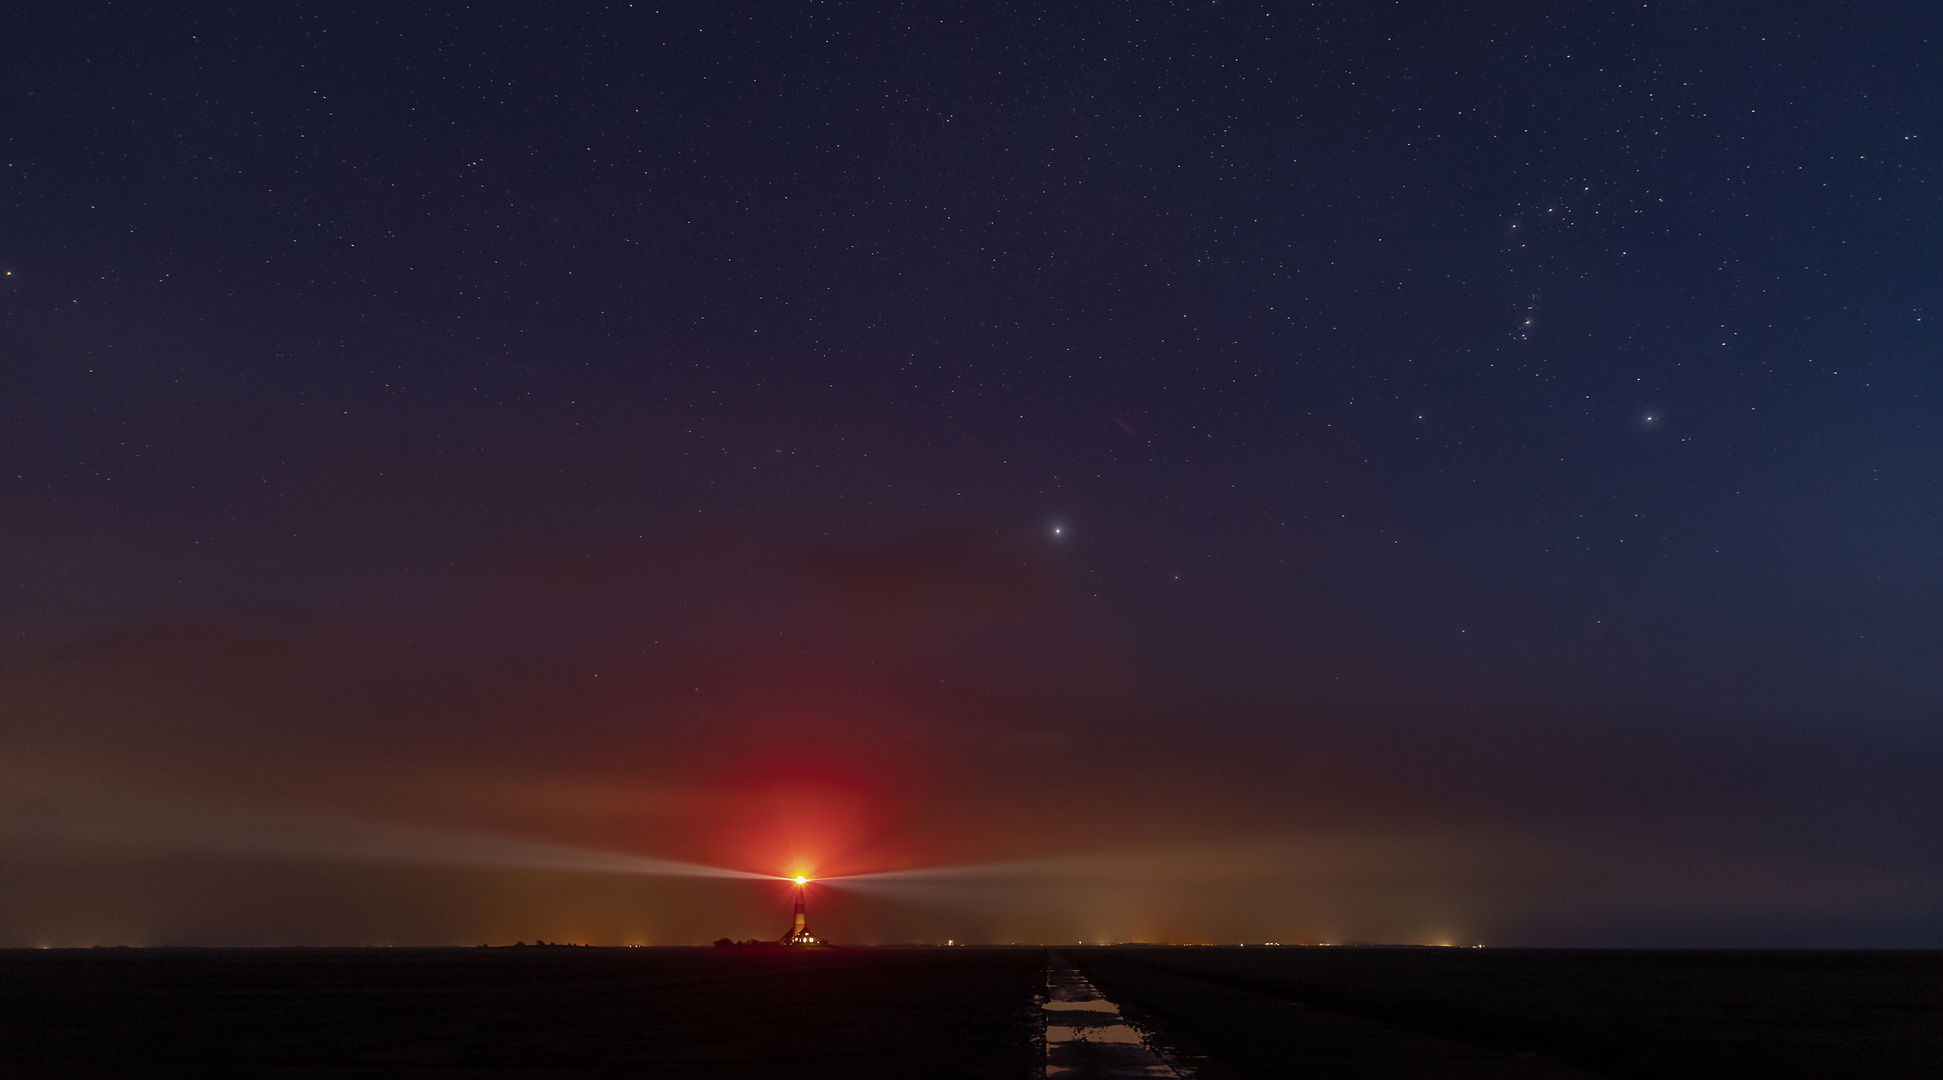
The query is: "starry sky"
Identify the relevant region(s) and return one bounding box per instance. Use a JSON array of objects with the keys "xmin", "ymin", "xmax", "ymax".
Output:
[{"xmin": 2, "ymin": 1, "xmax": 1940, "ymax": 947}]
